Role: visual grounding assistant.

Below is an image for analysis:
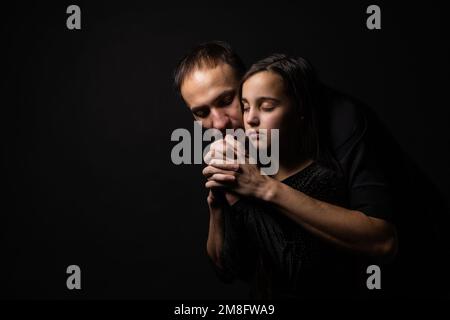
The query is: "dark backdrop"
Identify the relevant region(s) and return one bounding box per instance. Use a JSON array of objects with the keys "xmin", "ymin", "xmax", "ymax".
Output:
[{"xmin": 2, "ymin": 1, "xmax": 449, "ymax": 299}]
